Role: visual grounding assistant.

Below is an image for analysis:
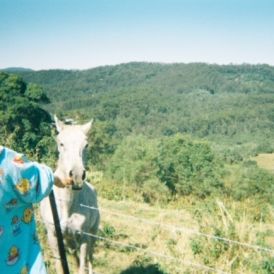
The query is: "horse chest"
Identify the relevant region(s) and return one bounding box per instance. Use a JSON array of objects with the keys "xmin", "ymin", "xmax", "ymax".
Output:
[{"xmin": 55, "ymin": 191, "xmax": 85, "ymax": 229}]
